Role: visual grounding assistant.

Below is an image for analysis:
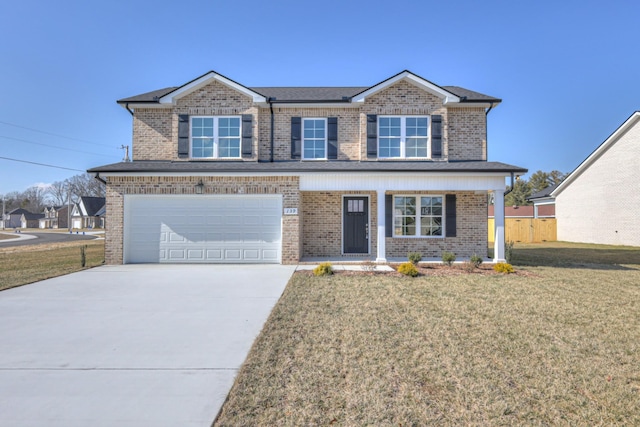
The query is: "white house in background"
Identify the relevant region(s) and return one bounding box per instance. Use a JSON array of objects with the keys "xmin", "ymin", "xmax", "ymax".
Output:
[
  {"xmin": 552, "ymin": 111, "xmax": 640, "ymax": 247},
  {"xmin": 70, "ymin": 196, "xmax": 106, "ymax": 229}
]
